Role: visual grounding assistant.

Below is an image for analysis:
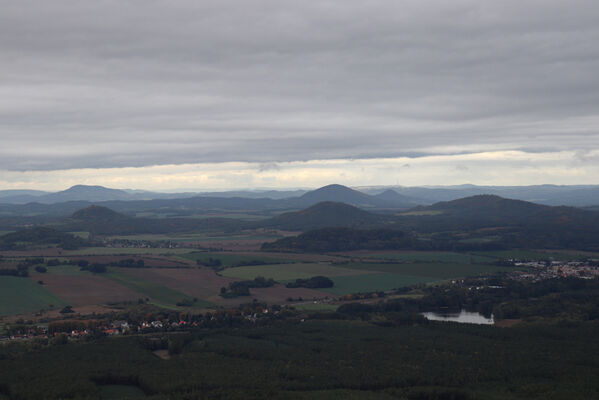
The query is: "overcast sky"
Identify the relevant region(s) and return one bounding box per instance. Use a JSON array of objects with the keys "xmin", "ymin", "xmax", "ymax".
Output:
[{"xmin": 1, "ymin": 0, "xmax": 598, "ymax": 190}]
